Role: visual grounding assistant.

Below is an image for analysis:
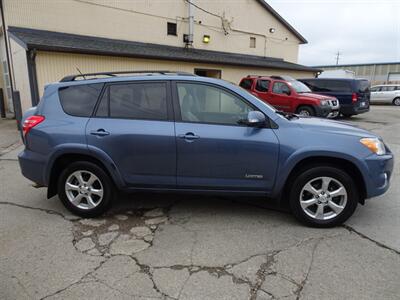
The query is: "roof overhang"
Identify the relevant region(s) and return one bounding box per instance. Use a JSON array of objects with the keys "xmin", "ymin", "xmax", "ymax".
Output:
[{"xmin": 8, "ymin": 27, "xmax": 319, "ymax": 73}]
